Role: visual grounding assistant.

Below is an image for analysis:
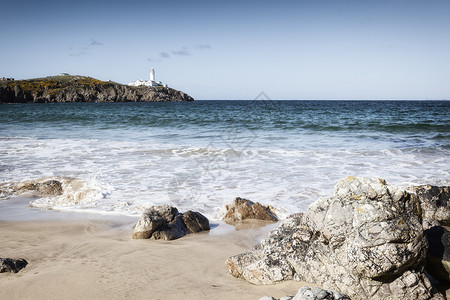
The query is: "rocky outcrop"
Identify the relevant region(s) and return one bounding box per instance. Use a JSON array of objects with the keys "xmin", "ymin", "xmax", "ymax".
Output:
[
  {"xmin": 222, "ymin": 197, "xmax": 278, "ymax": 224},
  {"xmin": 260, "ymin": 286, "xmax": 351, "ymax": 300},
  {"xmin": 226, "ymin": 177, "xmax": 444, "ymax": 300},
  {"xmin": 0, "ymin": 258, "xmax": 28, "ymax": 273},
  {"xmin": 0, "ymin": 75, "xmax": 194, "ymax": 103},
  {"xmin": 410, "ymin": 185, "xmax": 450, "ymax": 228},
  {"xmin": 16, "ymin": 179, "xmax": 64, "ymax": 197},
  {"xmin": 425, "ymin": 226, "xmax": 450, "ymax": 282},
  {"xmin": 132, "ymin": 205, "xmax": 209, "ymax": 240},
  {"xmin": 0, "ymin": 178, "xmax": 65, "ymax": 199}
]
